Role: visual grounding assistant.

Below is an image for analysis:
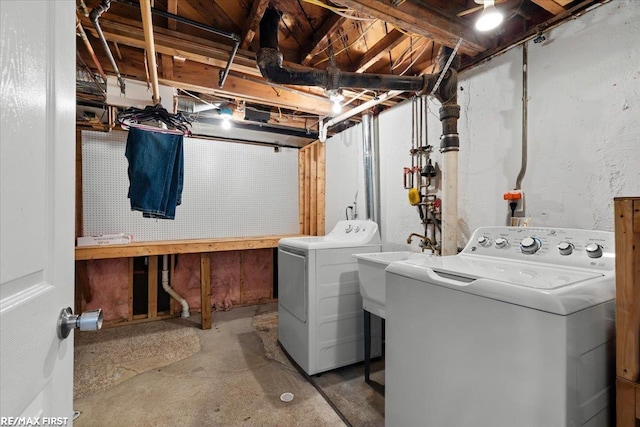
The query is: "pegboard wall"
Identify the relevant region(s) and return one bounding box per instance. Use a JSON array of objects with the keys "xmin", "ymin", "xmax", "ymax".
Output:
[{"xmin": 82, "ymin": 131, "xmax": 300, "ymax": 241}]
